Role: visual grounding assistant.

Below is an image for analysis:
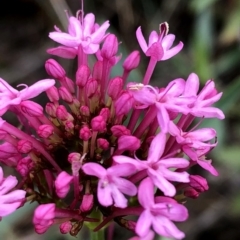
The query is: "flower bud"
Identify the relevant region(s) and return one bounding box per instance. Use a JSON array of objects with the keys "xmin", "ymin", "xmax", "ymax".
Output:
[
  {"xmin": 91, "ymin": 116, "xmax": 106, "ymax": 132},
  {"xmin": 37, "ymin": 124, "xmax": 54, "ymax": 138},
  {"xmin": 68, "ymin": 152, "xmax": 81, "ymax": 163},
  {"xmin": 59, "ymin": 86, "xmax": 73, "ymax": 103},
  {"xmin": 107, "ymin": 76, "xmax": 123, "ymax": 100},
  {"xmin": 111, "ymin": 125, "xmax": 130, "ymax": 137},
  {"xmin": 80, "ymin": 194, "xmax": 94, "ymax": 212},
  {"xmin": 17, "ymin": 157, "xmax": 34, "ymax": 176},
  {"xmin": 79, "ymin": 126, "xmax": 92, "ymax": 141},
  {"xmin": 115, "ymin": 91, "xmax": 134, "ymax": 116},
  {"xmin": 85, "ymin": 78, "xmax": 98, "ymax": 98},
  {"xmin": 80, "ymin": 106, "xmax": 90, "ymax": 117},
  {"xmin": 118, "ymin": 135, "xmax": 140, "ymax": 151},
  {"xmin": 97, "ymin": 138, "xmax": 109, "ymax": 150},
  {"xmin": 17, "ymin": 140, "xmax": 33, "ymax": 154},
  {"xmin": 55, "ymin": 171, "xmax": 73, "ymax": 198},
  {"xmin": 60, "ymin": 221, "xmax": 72, "ymax": 234},
  {"xmin": 101, "ymin": 34, "xmax": 118, "ymax": 59},
  {"xmin": 45, "ymin": 103, "xmax": 57, "ymax": 117},
  {"xmin": 45, "ymin": 59, "xmax": 66, "ymax": 79},
  {"xmin": 76, "ymin": 64, "xmax": 91, "ymax": 87},
  {"xmin": 65, "ymin": 77, "xmax": 75, "ymax": 94},
  {"xmin": 20, "ymin": 101, "xmax": 43, "ymax": 117},
  {"xmin": 56, "ymin": 105, "xmax": 69, "ymax": 120},
  {"xmin": 92, "ymin": 61, "xmax": 103, "ymax": 82},
  {"xmin": 189, "ymin": 175, "xmax": 209, "ymax": 192},
  {"xmin": 46, "ymin": 86, "xmax": 59, "ymax": 102},
  {"xmin": 184, "ymin": 187, "xmax": 199, "ymax": 199},
  {"xmin": 99, "ymin": 108, "xmax": 110, "ymax": 122},
  {"xmin": 65, "ymin": 121, "xmax": 74, "ymax": 131},
  {"xmin": 123, "ymin": 50, "xmax": 140, "ymax": 71}
]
